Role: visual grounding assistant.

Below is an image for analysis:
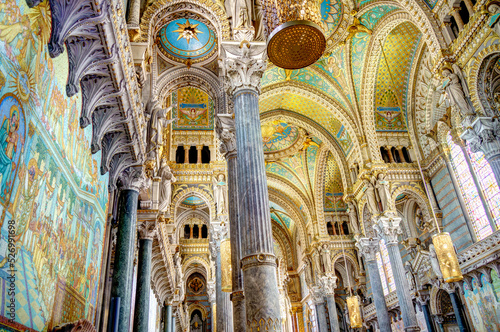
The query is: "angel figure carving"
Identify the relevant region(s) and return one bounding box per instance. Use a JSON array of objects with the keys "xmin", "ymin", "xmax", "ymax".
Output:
[
  {"xmin": 375, "ymin": 173, "xmax": 391, "ymax": 212},
  {"xmin": 213, "ymin": 174, "xmax": 228, "ymax": 215},
  {"xmin": 364, "ymin": 179, "xmax": 379, "ymax": 215},
  {"xmin": 158, "ymin": 158, "xmax": 176, "ymax": 214},
  {"xmin": 180, "ymin": 107, "xmax": 206, "ymax": 123},
  {"xmin": 441, "ymin": 64, "xmax": 475, "ymax": 118},
  {"xmin": 144, "ymin": 98, "xmax": 175, "ymax": 163}
]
